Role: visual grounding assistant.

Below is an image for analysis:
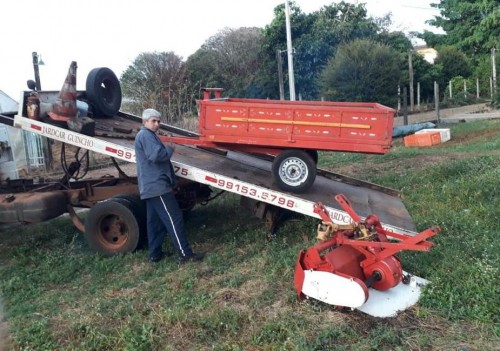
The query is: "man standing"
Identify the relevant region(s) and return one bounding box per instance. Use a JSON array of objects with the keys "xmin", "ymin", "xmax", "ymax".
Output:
[{"xmin": 135, "ymin": 108, "xmax": 203, "ymax": 263}]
